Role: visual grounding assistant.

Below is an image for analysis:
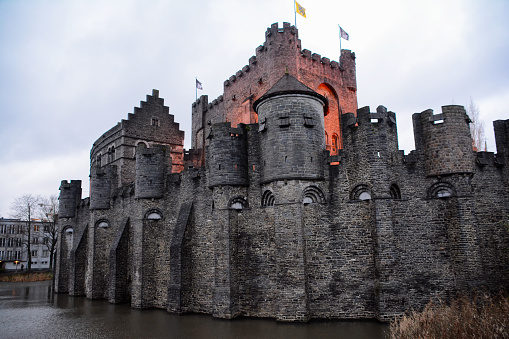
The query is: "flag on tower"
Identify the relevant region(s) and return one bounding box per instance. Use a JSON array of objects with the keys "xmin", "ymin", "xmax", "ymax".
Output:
[
  {"xmin": 196, "ymin": 79, "xmax": 203, "ymax": 90},
  {"xmin": 295, "ymin": 1, "xmax": 306, "ymax": 18},
  {"xmin": 339, "ymin": 25, "xmax": 349, "ymax": 41}
]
